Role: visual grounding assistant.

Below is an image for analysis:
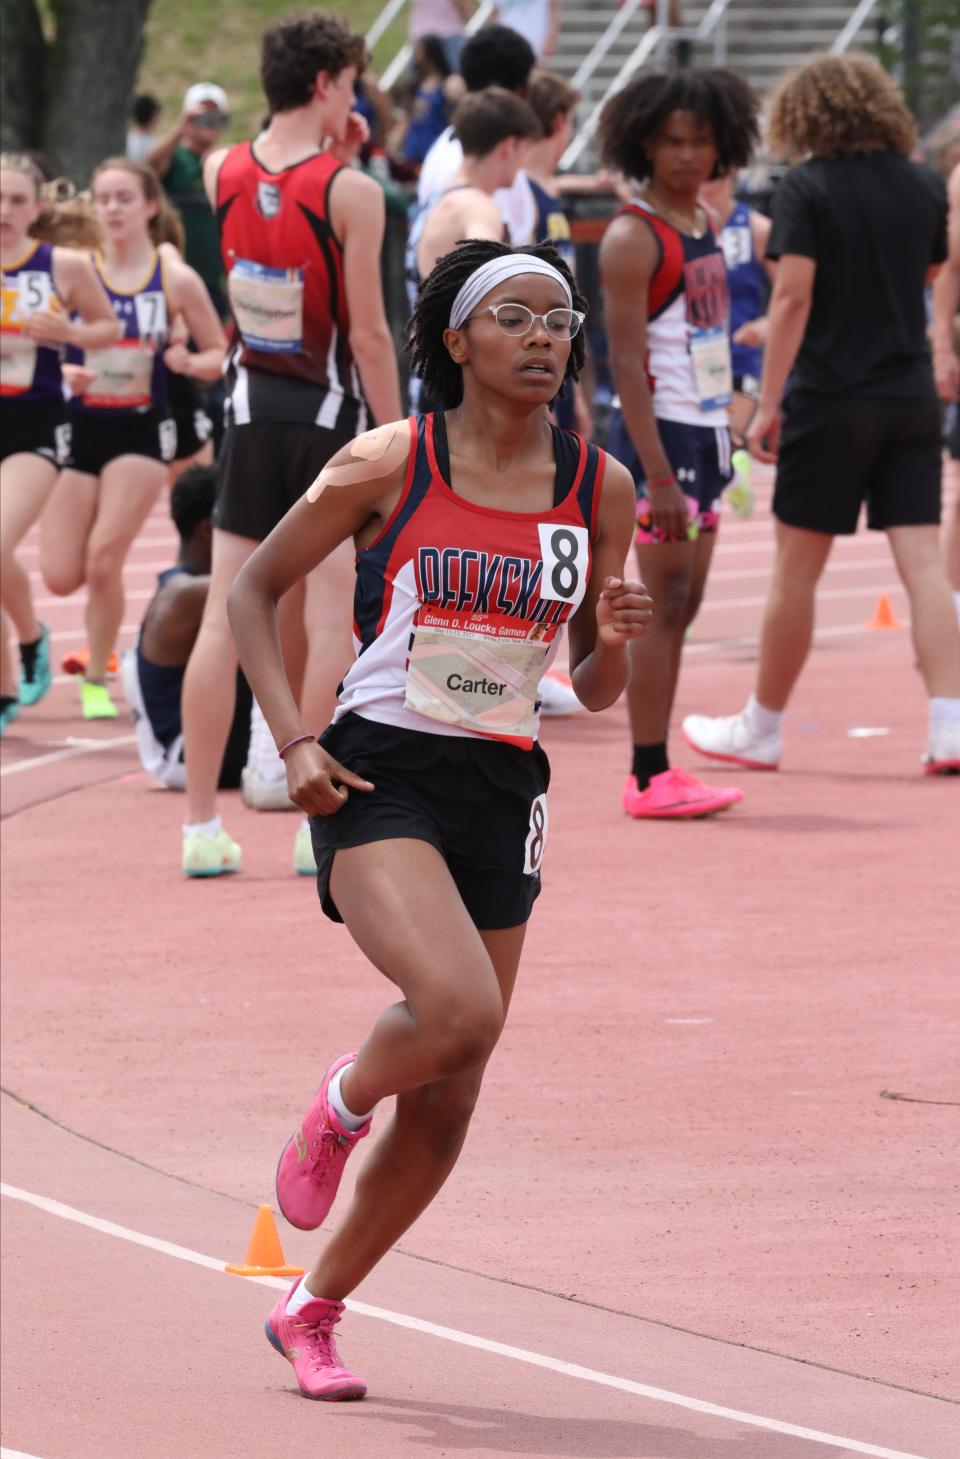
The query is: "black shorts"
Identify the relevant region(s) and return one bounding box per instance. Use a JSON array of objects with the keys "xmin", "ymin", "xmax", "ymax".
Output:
[
  {"xmin": 0, "ymin": 398, "xmax": 70, "ymax": 466},
  {"xmin": 606, "ymin": 410, "xmax": 732, "ymax": 542},
  {"xmin": 309, "ymin": 712, "xmax": 551, "ymax": 931},
  {"xmin": 213, "ymin": 419, "xmax": 355, "ymax": 541},
  {"xmin": 67, "ymin": 409, "xmax": 176, "ymax": 476},
  {"xmin": 774, "ymin": 392, "xmax": 942, "ymax": 535}
]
